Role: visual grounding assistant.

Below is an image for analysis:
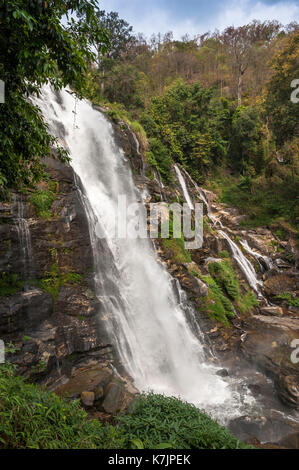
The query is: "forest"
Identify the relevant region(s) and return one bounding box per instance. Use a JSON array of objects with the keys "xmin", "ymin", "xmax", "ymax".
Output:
[{"xmin": 0, "ymin": 1, "xmax": 298, "ymax": 233}]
